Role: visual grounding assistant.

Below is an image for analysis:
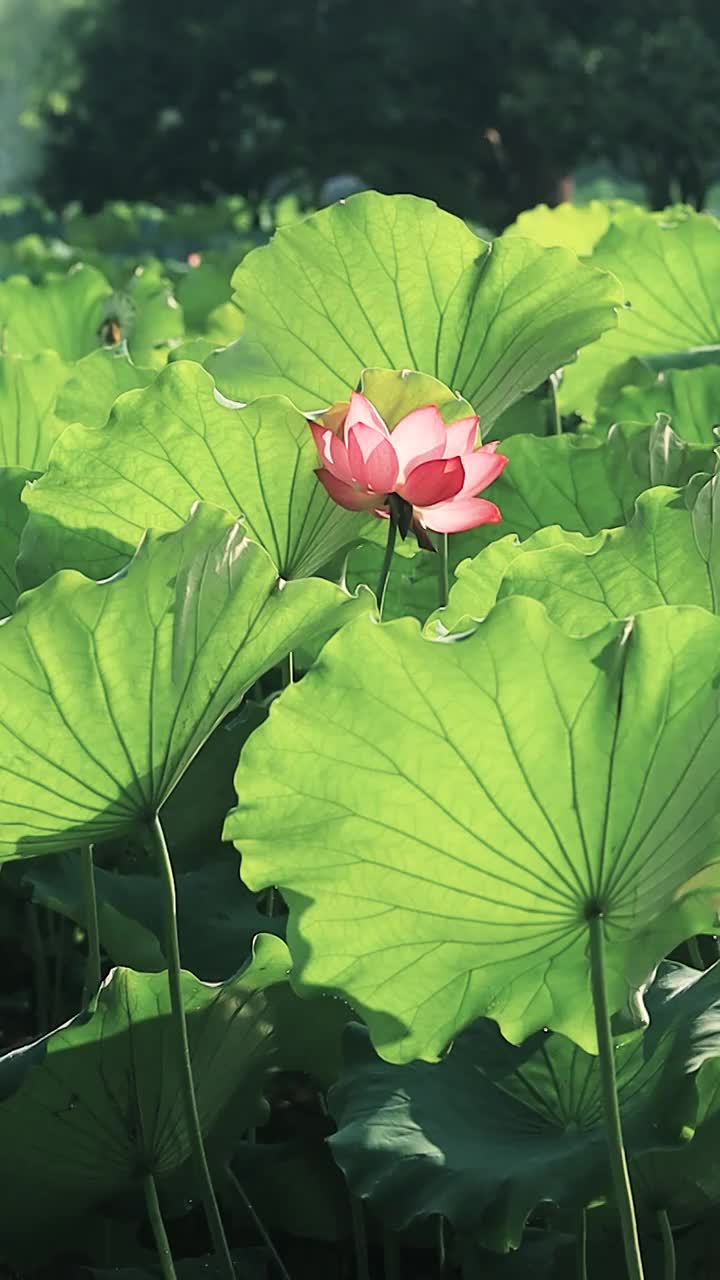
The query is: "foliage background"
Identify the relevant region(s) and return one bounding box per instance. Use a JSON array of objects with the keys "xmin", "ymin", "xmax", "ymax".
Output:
[{"xmin": 2, "ymin": 0, "xmax": 720, "ymax": 225}]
